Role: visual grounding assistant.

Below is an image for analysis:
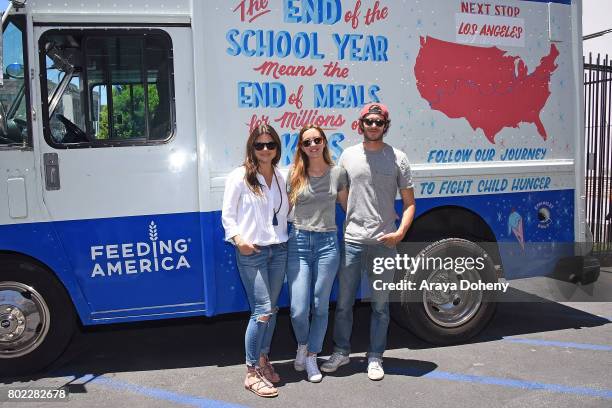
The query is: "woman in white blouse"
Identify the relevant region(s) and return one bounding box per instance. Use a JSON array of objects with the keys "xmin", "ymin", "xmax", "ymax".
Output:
[{"xmin": 221, "ymin": 124, "xmax": 289, "ymax": 398}]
